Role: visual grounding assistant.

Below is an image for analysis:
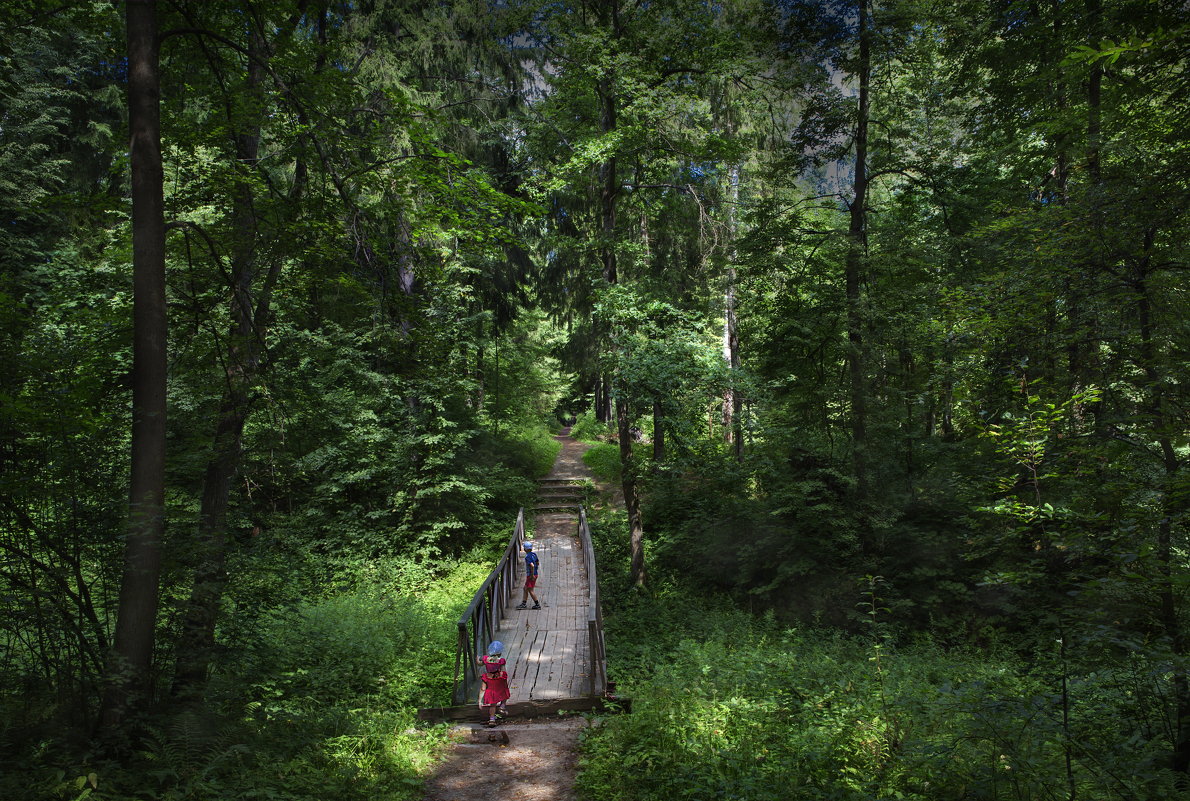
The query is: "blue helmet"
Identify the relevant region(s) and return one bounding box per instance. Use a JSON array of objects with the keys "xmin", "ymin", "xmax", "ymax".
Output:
[
  {"xmin": 523, "ymin": 541, "xmax": 534, "ymax": 550},
  {"xmin": 488, "ymin": 640, "xmax": 504, "ymax": 655}
]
